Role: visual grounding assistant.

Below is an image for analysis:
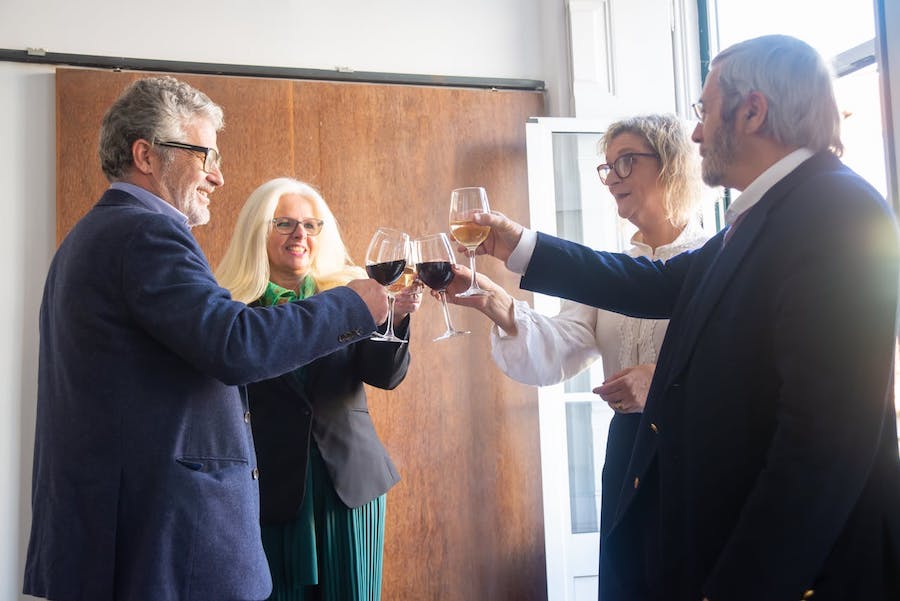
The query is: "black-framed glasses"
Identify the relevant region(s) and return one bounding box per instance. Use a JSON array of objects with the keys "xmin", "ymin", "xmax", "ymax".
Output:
[
  {"xmin": 596, "ymin": 152, "xmax": 660, "ymax": 184},
  {"xmin": 271, "ymin": 217, "xmax": 325, "ymax": 236},
  {"xmin": 155, "ymin": 140, "xmax": 222, "ymax": 173},
  {"xmin": 691, "ymin": 100, "xmax": 705, "ymax": 122}
]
